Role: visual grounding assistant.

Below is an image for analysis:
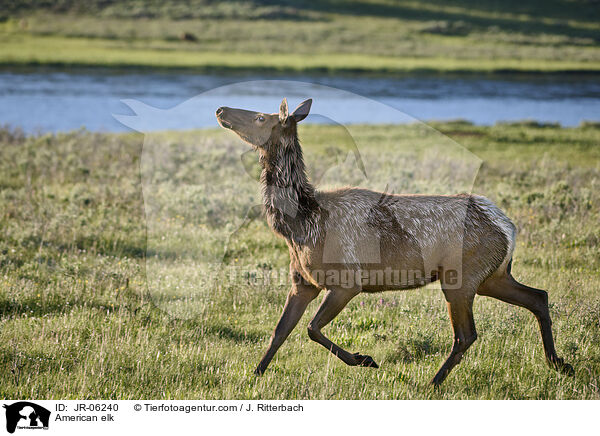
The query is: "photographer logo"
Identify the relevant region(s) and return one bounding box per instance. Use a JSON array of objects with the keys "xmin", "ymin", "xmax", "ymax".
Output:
[{"xmin": 3, "ymin": 402, "xmax": 50, "ymax": 433}]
